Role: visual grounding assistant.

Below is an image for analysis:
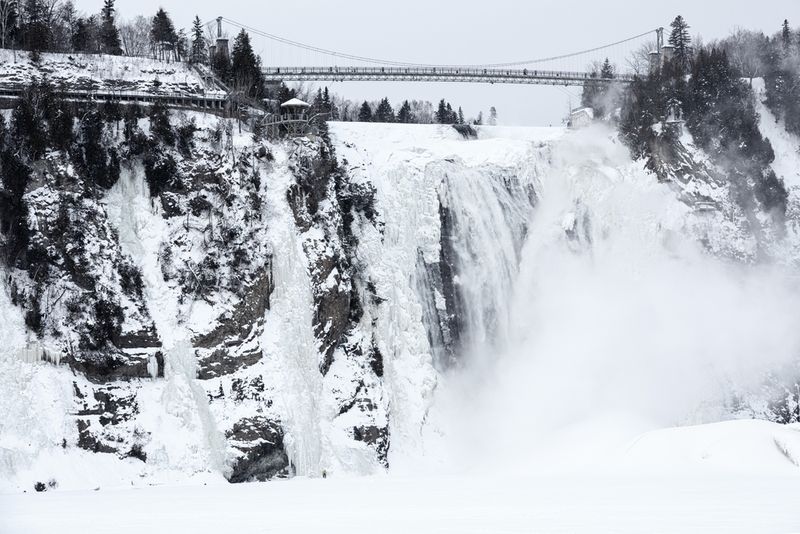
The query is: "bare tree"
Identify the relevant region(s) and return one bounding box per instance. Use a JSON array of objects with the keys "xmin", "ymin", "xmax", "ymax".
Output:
[
  {"xmin": 0, "ymin": 0, "xmax": 17, "ymax": 49},
  {"xmin": 410, "ymin": 100, "xmax": 434, "ymax": 123},
  {"xmin": 119, "ymin": 15, "xmax": 149, "ymax": 57},
  {"xmin": 626, "ymin": 40, "xmax": 657, "ymax": 76},
  {"xmin": 722, "ymin": 28, "xmax": 768, "ymax": 80},
  {"xmin": 51, "ymin": 0, "xmax": 75, "ymax": 52}
]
